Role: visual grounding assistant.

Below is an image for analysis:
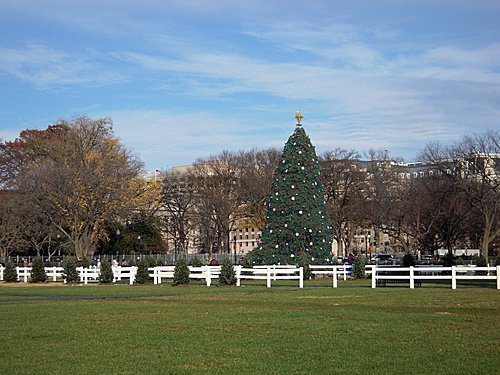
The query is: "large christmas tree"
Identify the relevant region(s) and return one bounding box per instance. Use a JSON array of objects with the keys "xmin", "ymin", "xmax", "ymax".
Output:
[{"xmin": 253, "ymin": 112, "xmax": 332, "ymax": 264}]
